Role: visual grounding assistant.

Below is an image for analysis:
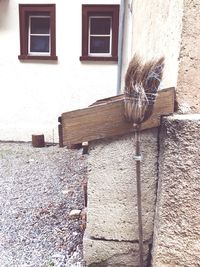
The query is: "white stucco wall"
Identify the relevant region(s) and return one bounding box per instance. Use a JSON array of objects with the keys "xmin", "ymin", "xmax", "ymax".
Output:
[
  {"xmin": 121, "ymin": 0, "xmax": 184, "ymax": 90},
  {"xmin": 0, "ymin": 0, "xmax": 120, "ymax": 142}
]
